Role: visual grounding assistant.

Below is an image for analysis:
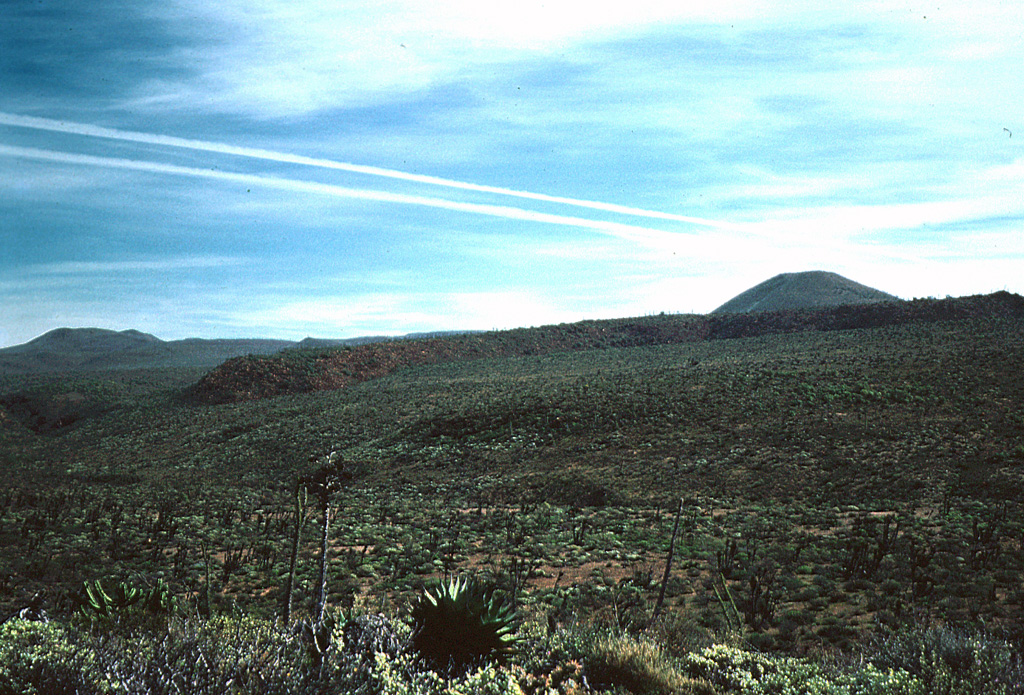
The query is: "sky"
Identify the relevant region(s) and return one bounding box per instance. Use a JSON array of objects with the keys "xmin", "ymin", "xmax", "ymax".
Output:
[{"xmin": 1, "ymin": 0, "xmax": 1022, "ymax": 347}]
